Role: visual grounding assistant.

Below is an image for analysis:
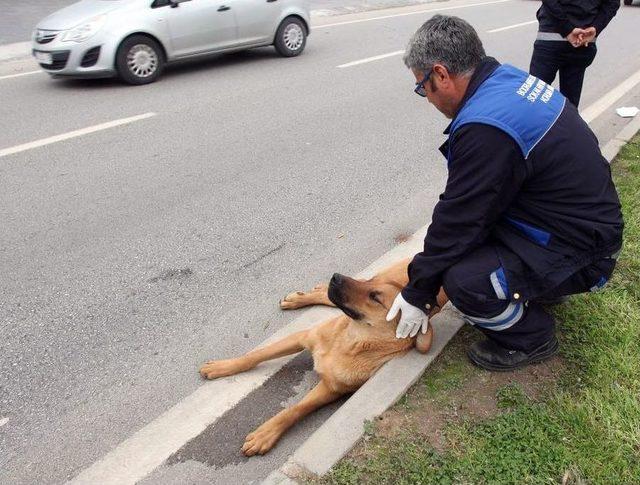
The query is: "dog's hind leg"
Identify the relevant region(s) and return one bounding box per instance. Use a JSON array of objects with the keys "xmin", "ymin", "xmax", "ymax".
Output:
[
  {"xmin": 242, "ymin": 380, "xmax": 342, "ymax": 456},
  {"xmin": 200, "ymin": 330, "xmax": 310, "ymax": 380},
  {"xmin": 279, "ymin": 284, "xmax": 335, "ymax": 310}
]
